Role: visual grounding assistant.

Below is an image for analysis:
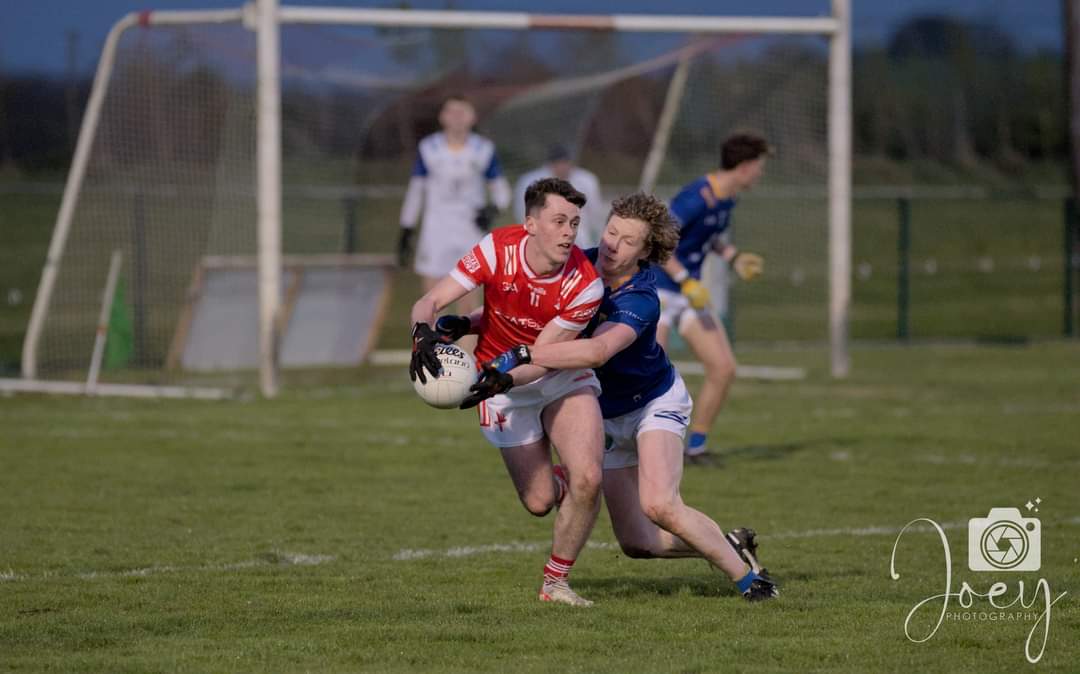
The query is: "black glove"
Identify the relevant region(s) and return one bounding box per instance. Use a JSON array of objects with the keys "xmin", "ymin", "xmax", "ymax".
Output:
[
  {"xmin": 459, "ymin": 364, "xmax": 515, "ymax": 409},
  {"xmin": 409, "ymin": 322, "xmax": 442, "ymax": 384},
  {"xmin": 397, "ymin": 227, "xmax": 415, "ymax": 267},
  {"xmin": 458, "ymin": 345, "xmax": 530, "ymax": 409},
  {"xmin": 435, "ymin": 315, "xmax": 471, "ymax": 342},
  {"xmin": 474, "ymin": 205, "xmax": 498, "ymax": 232}
]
